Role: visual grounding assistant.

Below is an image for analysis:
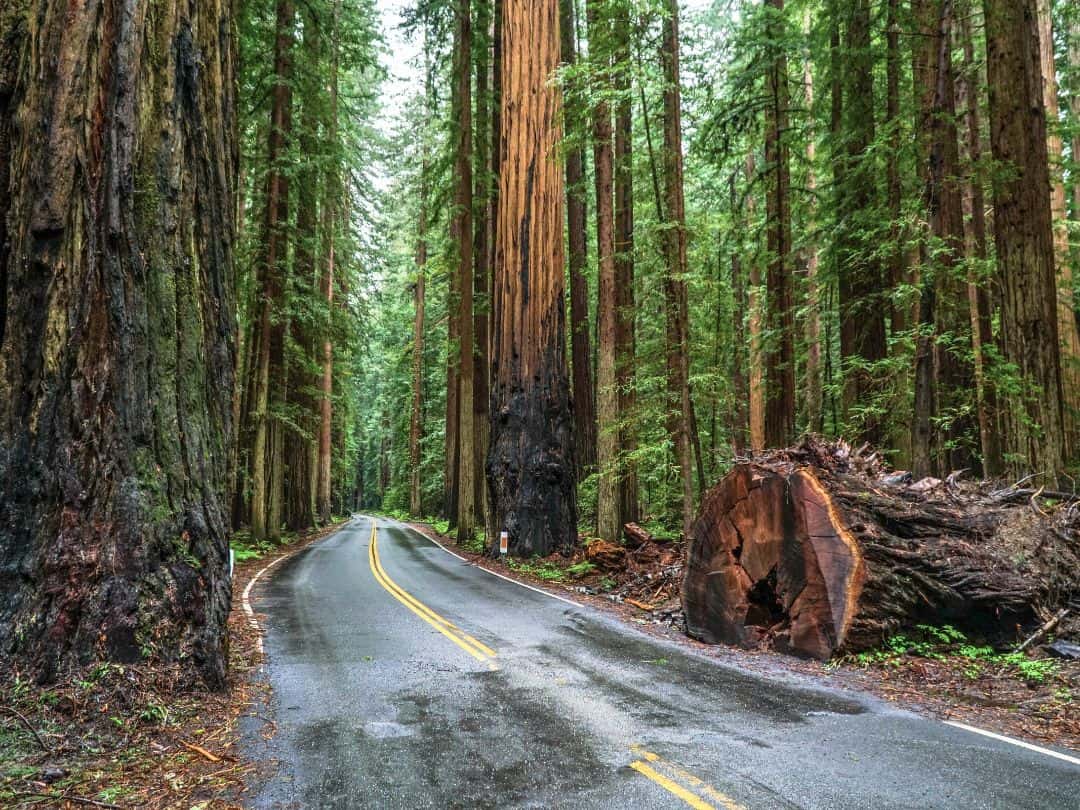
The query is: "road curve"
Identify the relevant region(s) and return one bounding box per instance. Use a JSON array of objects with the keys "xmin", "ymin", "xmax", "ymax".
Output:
[{"xmin": 241, "ymin": 515, "xmax": 1078, "ymax": 809}]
